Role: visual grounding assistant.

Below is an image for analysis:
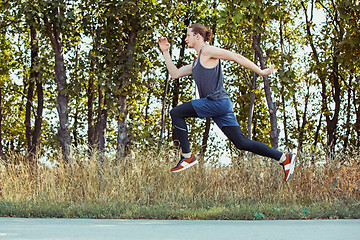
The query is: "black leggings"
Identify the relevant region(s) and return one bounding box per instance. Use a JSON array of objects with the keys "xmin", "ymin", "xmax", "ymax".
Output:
[{"xmin": 170, "ymin": 102, "xmax": 283, "ymax": 161}]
